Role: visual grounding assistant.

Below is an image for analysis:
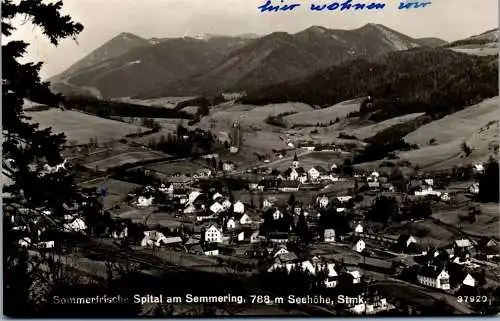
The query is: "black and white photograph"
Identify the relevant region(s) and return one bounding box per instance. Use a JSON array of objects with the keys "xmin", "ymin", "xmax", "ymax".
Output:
[{"xmin": 2, "ymin": 0, "xmax": 499, "ymax": 317}]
